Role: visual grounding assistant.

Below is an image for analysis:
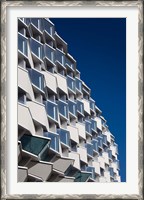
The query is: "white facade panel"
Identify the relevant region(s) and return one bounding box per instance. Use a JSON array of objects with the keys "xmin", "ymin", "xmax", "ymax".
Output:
[
  {"xmin": 98, "ymin": 156, "xmax": 105, "ymax": 169},
  {"xmin": 68, "ymin": 152, "xmax": 80, "ymax": 170},
  {"xmin": 26, "ymin": 101, "xmax": 49, "ymax": 131},
  {"xmin": 54, "ymin": 73, "xmax": 68, "ymax": 94},
  {"xmin": 102, "ymin": 152, "xmax": 109, "ymax": 165},
  {"xmin": 95, "ymin": 117, "xmax": 102, "ymax": 131},
  {"xmin": 104, "ymin": 171, "xmax": 110, "ymax": 182},
  {"xmin": 104, "ymin": 131, "xmax": 111, "ymax": 143},
  {"xmin": 76, "ymin": 122, "xmax": 86, "ymax": 139},
  {"xmin": 110, "ymin": 145, "xmax": 117, "ymax": 156},
  {"xmin": 67, "ymin": 125, "xmax": 79, "ymax": 144},
  {"xmin": 92, "ymin": 161, "xmax": 100, "ymax": 175},
  {"xmin": 99, "ymin": 176, "xmax": 106, "ymax": 183},
  {"xmin": 77, "ymin": 147, "xmax": 87, "ymax": 164},
  {"xmin": 18, "ymin": 67, "xmax": 34, "ymax": 100},
  {"xmin": 42, "ymin": 71, "xmax": 57, "ymax": 93},
  {"xmin": 111, "ymin": 162, "xmax": 117, "ymax": 173},
  {"xmin": 82, "ymin": 99, "xmax": 90, "ymax": 115},
  {"xmin": 18, "ymin": 103, "xmax": 35, "ymax": 135}
]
